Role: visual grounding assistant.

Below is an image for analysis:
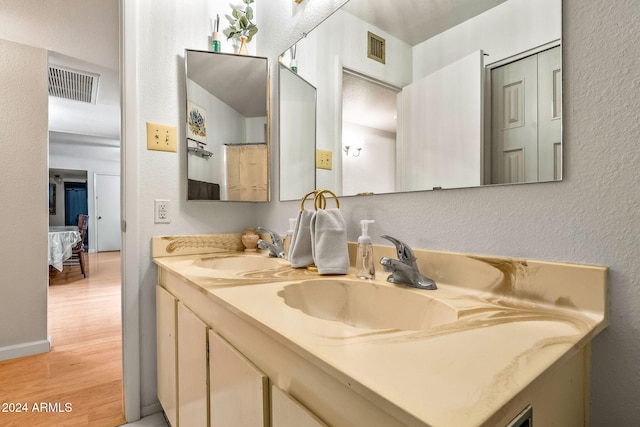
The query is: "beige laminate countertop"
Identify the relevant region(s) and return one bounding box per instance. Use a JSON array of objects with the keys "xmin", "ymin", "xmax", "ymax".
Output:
[{"xmin": 153, "ymin": 240, "xmax": 607, "ymax": 426}]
